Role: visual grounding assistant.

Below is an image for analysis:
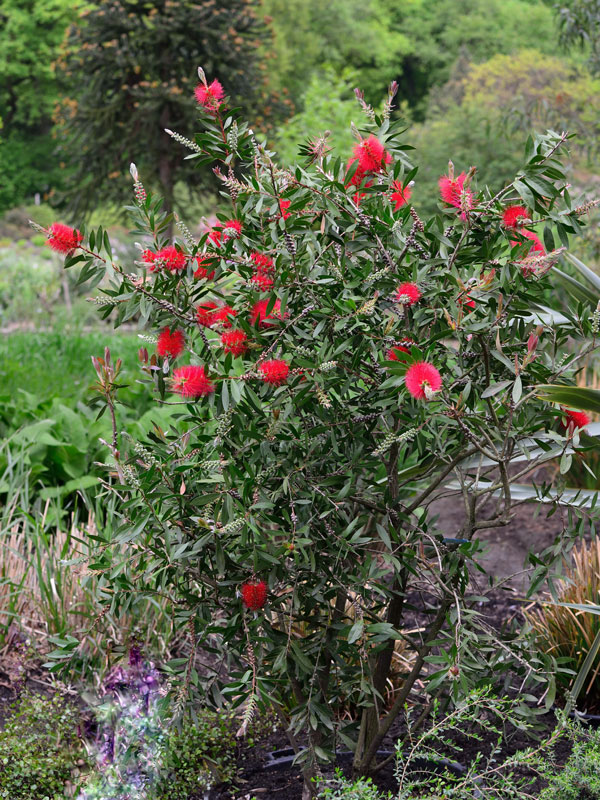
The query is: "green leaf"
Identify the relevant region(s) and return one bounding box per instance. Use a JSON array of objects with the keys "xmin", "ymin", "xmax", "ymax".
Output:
[
  {"xmin": 564, "ymin": 251, "xmax": 600, "ymax": 293},
  {"xmin": 512, "ymin": 376, "xmax": 522, "ymax": 404},
  {"xmin": 482, "ymin": 380, "xmax": 512, "ymax": 399},
  {"xmin": 347, "ymin": 618, "xmax": 364, "ymax": 644},
  {"xmin": 536, "ymin": 385, "xmax": 600, "ymax": 414},
  {"xmin": 553, "ymin": 268, "xmax": 598, "ymax": 308}
]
